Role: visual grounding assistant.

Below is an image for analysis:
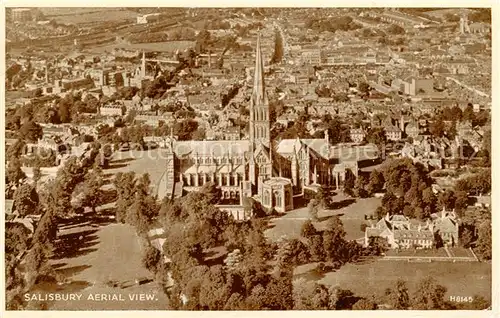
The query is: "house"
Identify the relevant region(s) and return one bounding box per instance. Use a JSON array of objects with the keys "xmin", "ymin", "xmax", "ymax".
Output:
[
  {"xmin": 350, "ymin": 128, "xmax": 366, "ymax": 144},
  {"xmin": 429, "ymin": 209, "xmax": 459, "ymax": 247},
  {"xmin": 99, "ymin": 104, "xmax": 125, "ymax": 117},
  {"xmin": 300, "ymin": 47, "xmax": 322, "ymax": 65},
  {"xmin": 468, "ymin": 22, "xmax": 491, "ymax": 34},
  {"xmin": 365, "ymin": 214, "xmax": 434, "ymax": 249},
  {"xmin": 365, "ymin": 208, "xmax": 460, "ymax": 249},
  {"xmin": 385, "ymin": 125, "xmax": 402, "ymax": 141},
  {"xmin": 222, "ymin": 126, "xmax": 241, "ymax": 141},
  {"xmin": 392, "ymin": 76, "xmax": 434, "ymax": 96}
]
